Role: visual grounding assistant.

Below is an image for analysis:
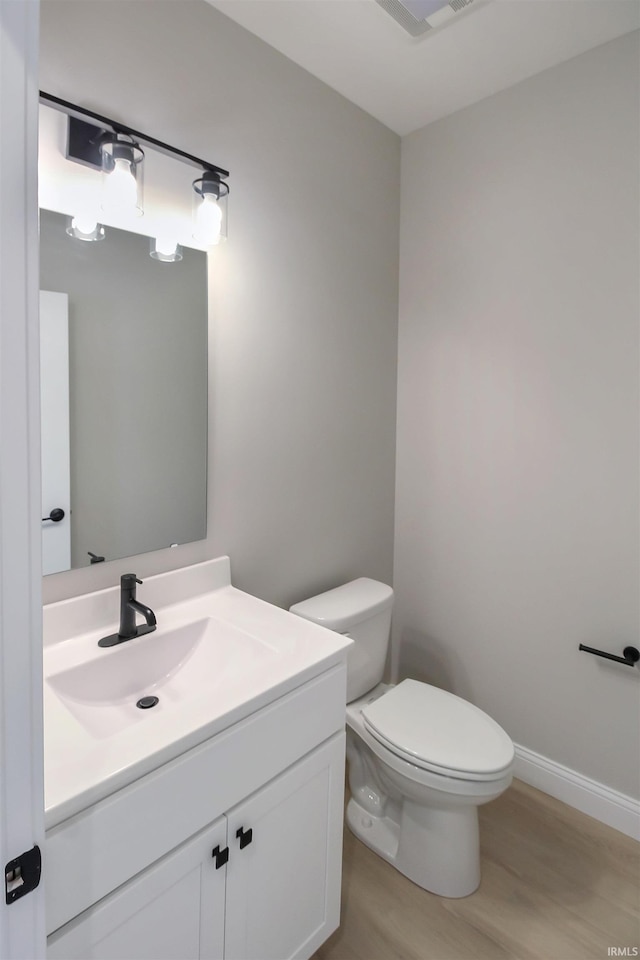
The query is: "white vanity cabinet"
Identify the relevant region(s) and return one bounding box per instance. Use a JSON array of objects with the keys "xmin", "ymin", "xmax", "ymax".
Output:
[
  {"xmin": 224, "ymin": 735, "xmax": 343, "ymax": 960},
  {"xmin": 45, "ymin": 666, "xmax": 347, "ymax": 960},
  {"xmin": 47, "ymin": 817, "xmax": 228, "ymax": 960}
]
